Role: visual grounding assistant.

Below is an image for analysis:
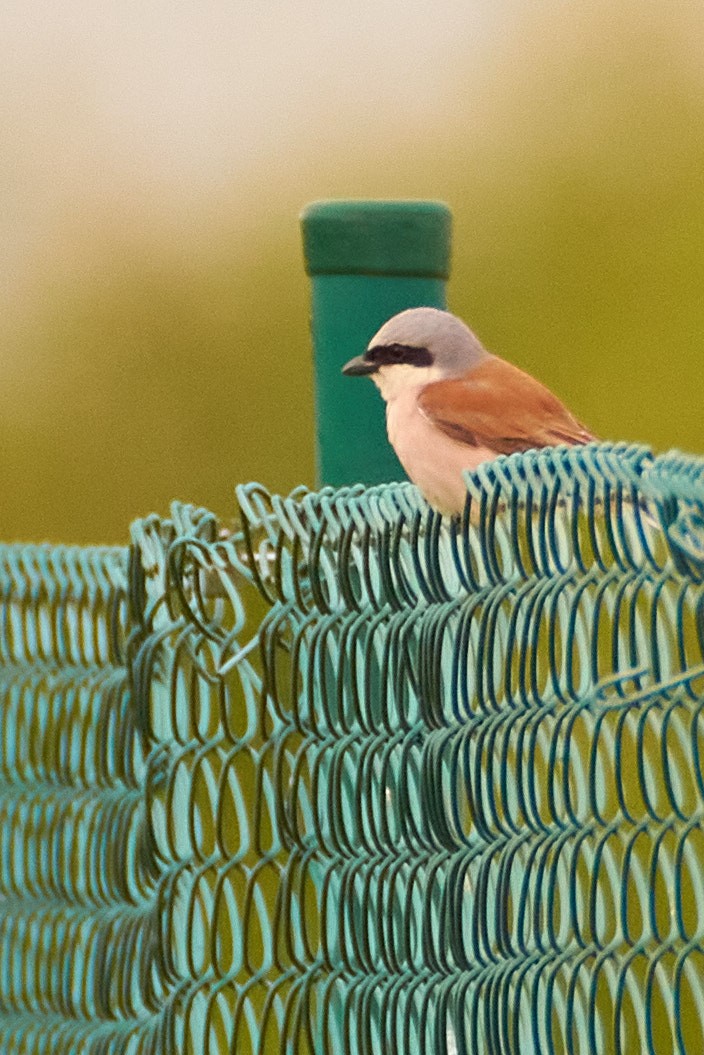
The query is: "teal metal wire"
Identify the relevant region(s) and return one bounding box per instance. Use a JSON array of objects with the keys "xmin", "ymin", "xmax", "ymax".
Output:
[
  {"xmin": 0, "ymin": 543, "xmax": 158, "ymax": 1054},
  {"xmin": 2, "ymin": 443, "xmax": 704, "ymax": 1053}
]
